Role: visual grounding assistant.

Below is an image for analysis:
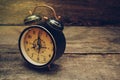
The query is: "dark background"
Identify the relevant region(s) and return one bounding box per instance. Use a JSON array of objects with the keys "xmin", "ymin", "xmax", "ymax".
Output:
[{"xmin": 0, "ymin": 0, "xmax": 120, "ymax": 26}]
